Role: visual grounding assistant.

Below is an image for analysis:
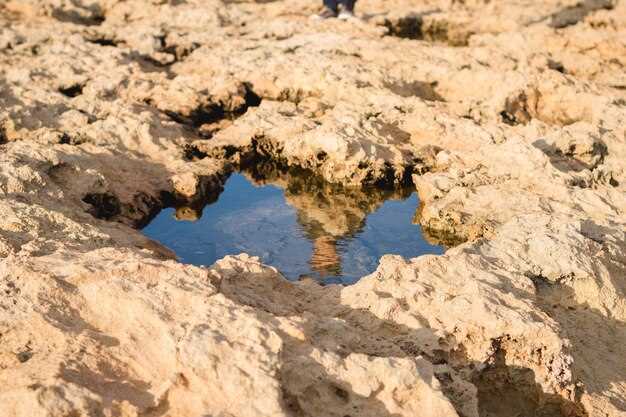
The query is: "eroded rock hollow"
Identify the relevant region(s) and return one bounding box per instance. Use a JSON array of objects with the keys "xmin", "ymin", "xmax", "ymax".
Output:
[{"xmin": 0, "ymin": 0, "xmax": 625, "ymax": 416}]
